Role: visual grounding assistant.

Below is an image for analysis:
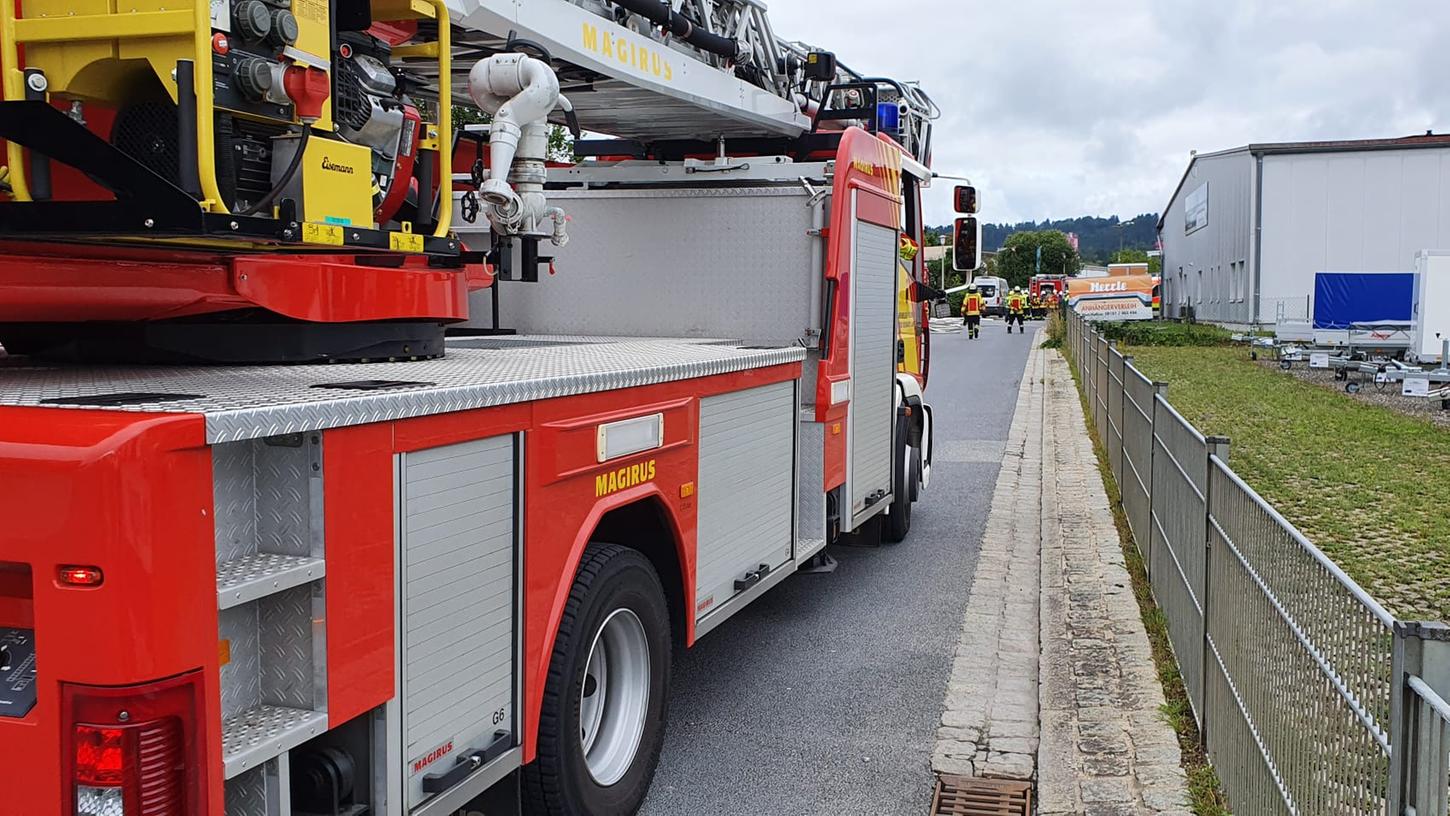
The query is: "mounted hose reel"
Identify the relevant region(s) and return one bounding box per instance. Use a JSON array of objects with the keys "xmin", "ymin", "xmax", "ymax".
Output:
[
  {"xmin": 467, "ymin": 53, "xmax": 571, "ymax": 248},
  {"xmin": 462, "ymin": 52, "xmax": 573, "ymax": 281}
]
